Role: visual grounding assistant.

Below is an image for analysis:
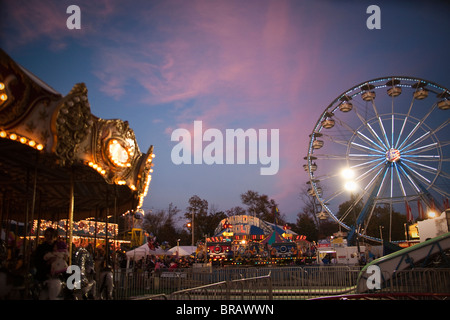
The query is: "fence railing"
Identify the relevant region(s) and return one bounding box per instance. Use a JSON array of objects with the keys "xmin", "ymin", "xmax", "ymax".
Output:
[
  {"xmin": 114, "ymin": 266, "xmax": 450, "ymax": 300},
  {"xmin": 380, "ymin": 268, "xmax": 450, "ymax": 294},
  {"xmin": 168, "ymin": 273, "xmax": 273, "ymax": 300}
]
